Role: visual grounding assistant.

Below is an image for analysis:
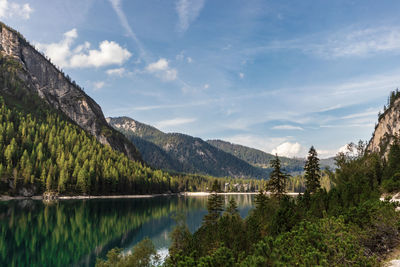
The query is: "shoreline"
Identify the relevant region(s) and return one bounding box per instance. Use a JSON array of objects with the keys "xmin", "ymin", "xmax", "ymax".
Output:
[
  {"xmin": 0, "ymin": 193, "xmax": 179, "ymax": 201},
  {"xmin": 183, "ymin": 192, "xmax": 300, "ymax": 196},
  {"xmin": 0, "ymin": 191, "xmax": 301, "ymax": 201}
]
